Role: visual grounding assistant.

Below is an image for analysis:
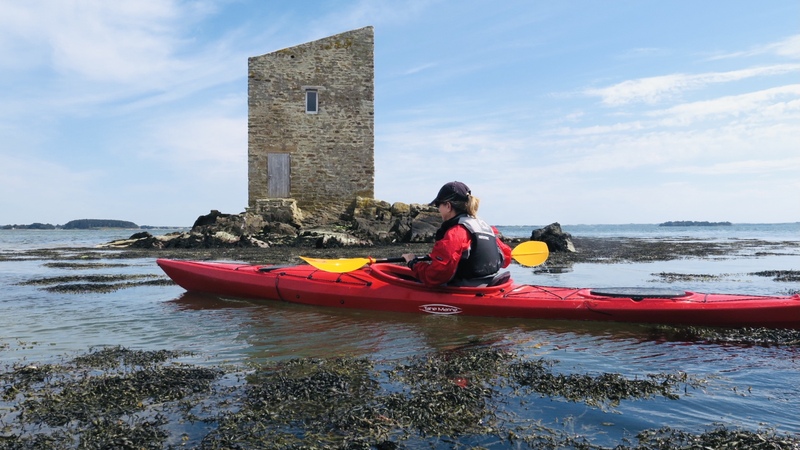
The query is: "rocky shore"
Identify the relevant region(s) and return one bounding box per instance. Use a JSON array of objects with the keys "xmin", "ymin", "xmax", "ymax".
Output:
[
  {"xmin": 4, "ymin": 207, "xmax": 799, "ymax": 290},
  {"xmin": 101, "ymin": 201, "xmax": 448, "ymax": 250},
  {"xmin": 87, "ymin": 204, "xmax": 797, "ymax": 287},
  {"xmin": 92, "ymin": 213, "xmax": 799, "ymax": 285},
  {"xmin": 96, "ymin": 198, "xmax": 578, "ymax": 251}
]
